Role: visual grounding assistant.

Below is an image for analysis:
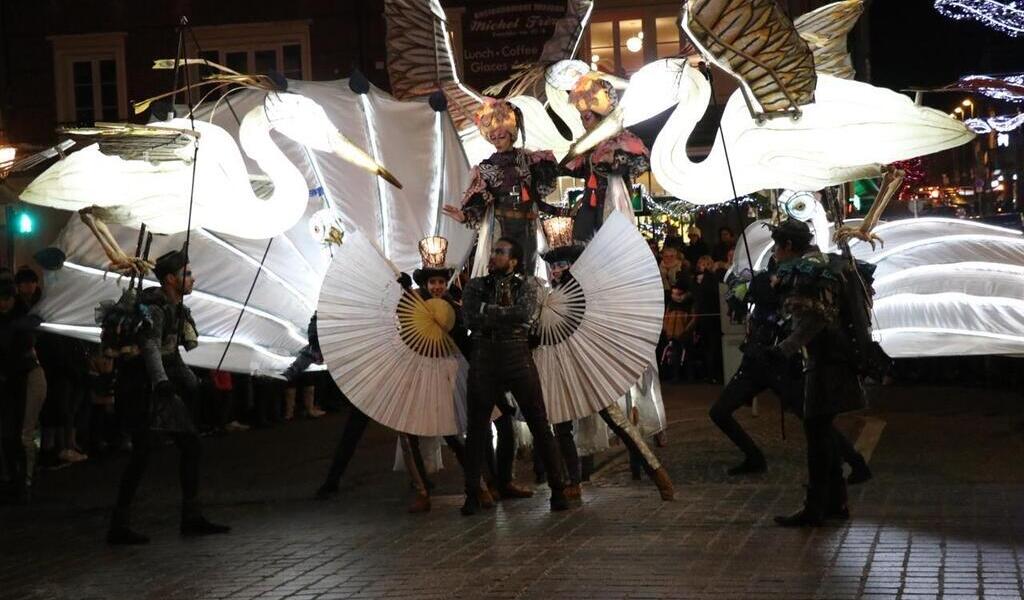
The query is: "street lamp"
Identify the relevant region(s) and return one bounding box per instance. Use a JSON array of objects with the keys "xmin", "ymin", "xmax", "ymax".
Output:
[
  {"xmin": 0, "ymin": 146, "xmax": 15, "ymax": 178},
  {"xmin": 962, "ymin": 99, "xmax": 974, "ymax": 119}
]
